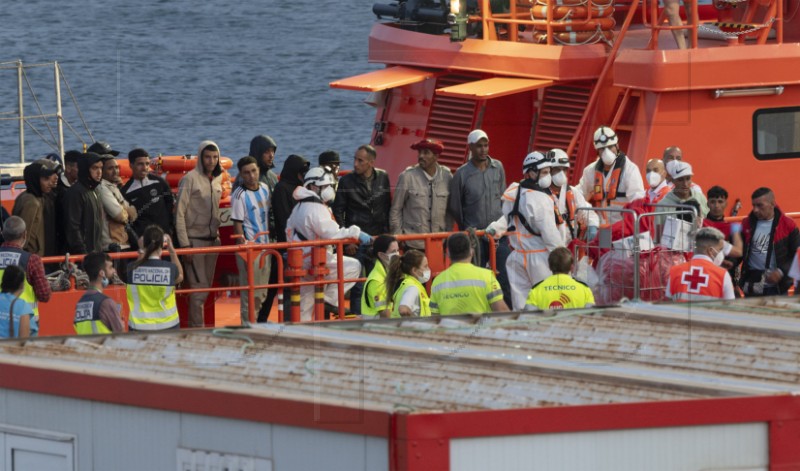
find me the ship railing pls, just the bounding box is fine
[575,205,697,304]
[40,230,496,326]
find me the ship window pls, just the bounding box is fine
[753,106,800,160]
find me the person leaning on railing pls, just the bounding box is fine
[126,225,183,331]
[361,235,398,318]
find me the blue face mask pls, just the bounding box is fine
[101,276,109,288]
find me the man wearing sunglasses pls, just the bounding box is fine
[578,126,645,225]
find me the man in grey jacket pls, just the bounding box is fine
[390,139,453,249]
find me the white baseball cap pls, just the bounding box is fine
[467,129,489,145]
[667,160,693,179]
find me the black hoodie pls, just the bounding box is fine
[12,159,59,256]
[64,152,104,254]
[273,154,310,243]
[249,135,279,192]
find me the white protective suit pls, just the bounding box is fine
[578,155,645,225]
[553,184,599,244]
[487,182,564,310]
[286,186,362,321]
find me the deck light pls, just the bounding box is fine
[713,86,784,99]
[448,0,468,42]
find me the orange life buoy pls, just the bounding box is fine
[156,155,234,173]
[533,30,614,44]
[533,16,615,31]
[531,4,614,20]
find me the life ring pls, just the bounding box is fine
[533,30,614,44]
[155,155,234,173]
[531,4,614,20]
[535,0,613,7]
[533,16,615,31]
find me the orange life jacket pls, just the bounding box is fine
[591,155,625,205]
[668,258,728,301]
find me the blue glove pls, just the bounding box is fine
[730,222,742,235]
[584,226,598,242]
[358,232,372,245]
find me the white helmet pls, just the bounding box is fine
[303,166,335,188]
[593,126,618,150]
[548,148,570,168]
[522,151,549,173]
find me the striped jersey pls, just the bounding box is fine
[231,183,270,244]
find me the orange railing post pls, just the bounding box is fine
[285,247,306,323]
[246,245,256,324]
[310,246,329,322]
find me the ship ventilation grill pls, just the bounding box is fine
[532,82,593,172]
[425,74,480,172]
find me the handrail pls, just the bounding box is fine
[645,0,700,49]
[41,230,497,326]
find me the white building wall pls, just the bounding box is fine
[450,422,768,471]
[0,388,388,471]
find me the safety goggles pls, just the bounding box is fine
[545,151,570,167]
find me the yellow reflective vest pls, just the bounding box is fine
[525,273,595,310]
[429,262,503,315]
[391,275,430,318]
[0,247,38,317]
[126,259,180,331]
[362,261,389,317]
[74,290,113,335]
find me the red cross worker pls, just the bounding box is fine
[665,227,735,301]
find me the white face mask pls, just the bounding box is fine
[320,186,336,203]
[538,174,552,189]
[381,251,399,265]
[551,171,567,187]
[417,268,431,284]
[646,171,662,188]
[600,148,617,166]
[712,247,725,266]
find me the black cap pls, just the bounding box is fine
[87,141,120,156]
[64,150,82,164]
[318,150,340,166]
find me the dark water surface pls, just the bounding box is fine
[0,0,379,170]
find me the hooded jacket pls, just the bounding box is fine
[273,154,310,243]
[175,140,224,248]
[249,135,279,192]
[65,153,105,254]
[12,159,58,256]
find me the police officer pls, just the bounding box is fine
[485,151,563,311]
[429,232,509,315]
[126,225,184,331]
[547,149,599,243]
[525,247,595,310]
[578,126,645,225]
[74,252,125,334]
[361,235,398,318]
[0,216,51,319]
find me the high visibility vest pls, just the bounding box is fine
[525,274,595,310]
[667,258,728,301]
[429,262,503,315]
[0,247,38,316]
[74,290,113,335]
[126,259,179,331]
[361,262,389,317]
[391,275,430,318]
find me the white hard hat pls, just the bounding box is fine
[522,151,549,173]
[304,166,335,187]
[548,148,570,168]
[593,126,618,150]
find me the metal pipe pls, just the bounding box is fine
[54,61,64,158]
[17,60,24,163]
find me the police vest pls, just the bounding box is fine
[525,274,595,310]
[74,290,113,335]
[667,258,728,302]
[429,262,503,315]
[361,262,389,317]
[0,247,38,316]
[391,275,430,318]
[126,259,179,330]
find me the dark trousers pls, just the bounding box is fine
[257,258,279,323]
[479,236,512,308]
[348,244,375,315]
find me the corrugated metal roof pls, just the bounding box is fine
[1,299,799,413]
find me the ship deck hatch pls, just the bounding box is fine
[435,77,553,99]
[329,65,438,92]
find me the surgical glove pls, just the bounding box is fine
[358,232,373,245]
[584,226,598,242]
[485,227,497,237]
[730,222,742,234]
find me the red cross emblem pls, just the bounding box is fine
[681,266,709,294]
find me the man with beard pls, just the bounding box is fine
[65,152,105,254]
[13,159,61,257]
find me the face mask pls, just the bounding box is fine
[646,171,662,188]
[320,186,336,203]
[600,148,617,166]
[101,276,110,288]
[417,268,431,284]
[386,251,399,261]
[538,174,552,189]
[712,248,725,266]
[551,171,567,187]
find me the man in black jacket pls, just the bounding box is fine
[65,152,105,254]
[273,154,310,243]
[332,145,391,314]
[121,148,175,240]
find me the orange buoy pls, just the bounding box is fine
[533,16,615,32]
[533,29,614,44]
[531,4,614,20]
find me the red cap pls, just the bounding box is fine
[410,138,444,155]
